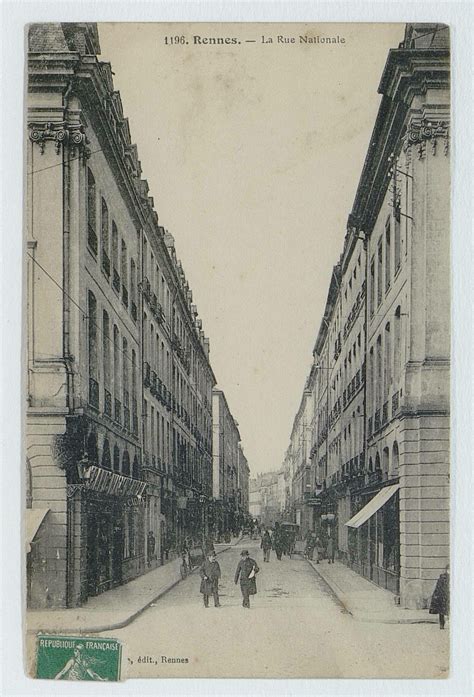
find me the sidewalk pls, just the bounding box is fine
[26,537,242,635]
[307,559,437,624]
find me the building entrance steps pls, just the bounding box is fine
[26,536,243,635]
[307,560,438,624]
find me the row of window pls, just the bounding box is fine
[369,214,403,316]
[87,168,139,322]
[368,306,403,412]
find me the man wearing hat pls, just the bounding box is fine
[199,550,222,608]
[234,549,259,608]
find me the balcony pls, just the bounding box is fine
[101,251,111,277]
[392,390,400,415]
[88,224,98,255]
[89,378,99,409]
[122,285,129,308]
[104,389,112,417]
[113,268,120,293]
[114,398,121,424]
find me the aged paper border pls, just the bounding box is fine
[2,1,473,695]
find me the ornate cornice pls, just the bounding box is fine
[28,121,90,159]
[403,118,449,158]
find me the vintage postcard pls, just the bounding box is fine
[24,22,450,680]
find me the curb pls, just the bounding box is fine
[27,538,243,636]
[305,559,438,625]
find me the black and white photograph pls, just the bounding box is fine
[22,19,454,681]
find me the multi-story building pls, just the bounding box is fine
[248,472,280,527]
[281,23,450,609]
[212,390,241,538]
[25,22,216,608]
[289,384,314,536]
[237,444,250,520]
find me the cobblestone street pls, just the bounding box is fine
[98,539,449,679]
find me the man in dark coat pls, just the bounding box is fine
[199,551,221,607]
[261,530,272,562]
[429,564,449,629]
[273,523,284,560]
[234,549,259,608]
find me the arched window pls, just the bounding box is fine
[87,168,97,254]
[392,441,399,475]
[101,198,110,276]
[102,310,110,387]
[122,450,130,476]
[102,439,111,470]
[383,446,390,478]
[375,452,381,473]
[113,444,120,472]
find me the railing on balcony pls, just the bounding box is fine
[89,377,99,409]
[392,390,400,415]
[382,401,389,425]
[113,268,120,293]
[114,398,121,424]
[104,388,112,417]
[101,250,110,277]
[88,224,98,255]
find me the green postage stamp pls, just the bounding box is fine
[36,635,122,681]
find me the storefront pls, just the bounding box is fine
[346,482,400,594]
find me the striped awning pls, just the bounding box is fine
[345,483,399,529]
[86,465,147,498]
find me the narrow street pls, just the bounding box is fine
[99,538,449,679]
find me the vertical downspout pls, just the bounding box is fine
[63,81,73,413]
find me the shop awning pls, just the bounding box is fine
[25,508,50,552]
[345,483,399,529]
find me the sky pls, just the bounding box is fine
[98,22,405,476]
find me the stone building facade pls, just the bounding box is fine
[25,23,216,608]
[281,24,450,608]
[212,390,242,538]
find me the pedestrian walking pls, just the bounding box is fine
[273,522,284,560]
[429,564,449,629]
[147,530,155,567]
[199,551,222,608]
[234,549,259,608]
[326,536,335,563]
[315,536,324,564]
[261,529,272,562]
[305,530,316,561]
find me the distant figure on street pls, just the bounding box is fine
[429,564,449,629]
[199,551,222,608]
[315,536,324,564]
[261,529,272,562]
[326,536,335,563]
[305,530,316,561]
[273,522,284,560]
[147,531,155,567]
[234,549,260,608]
